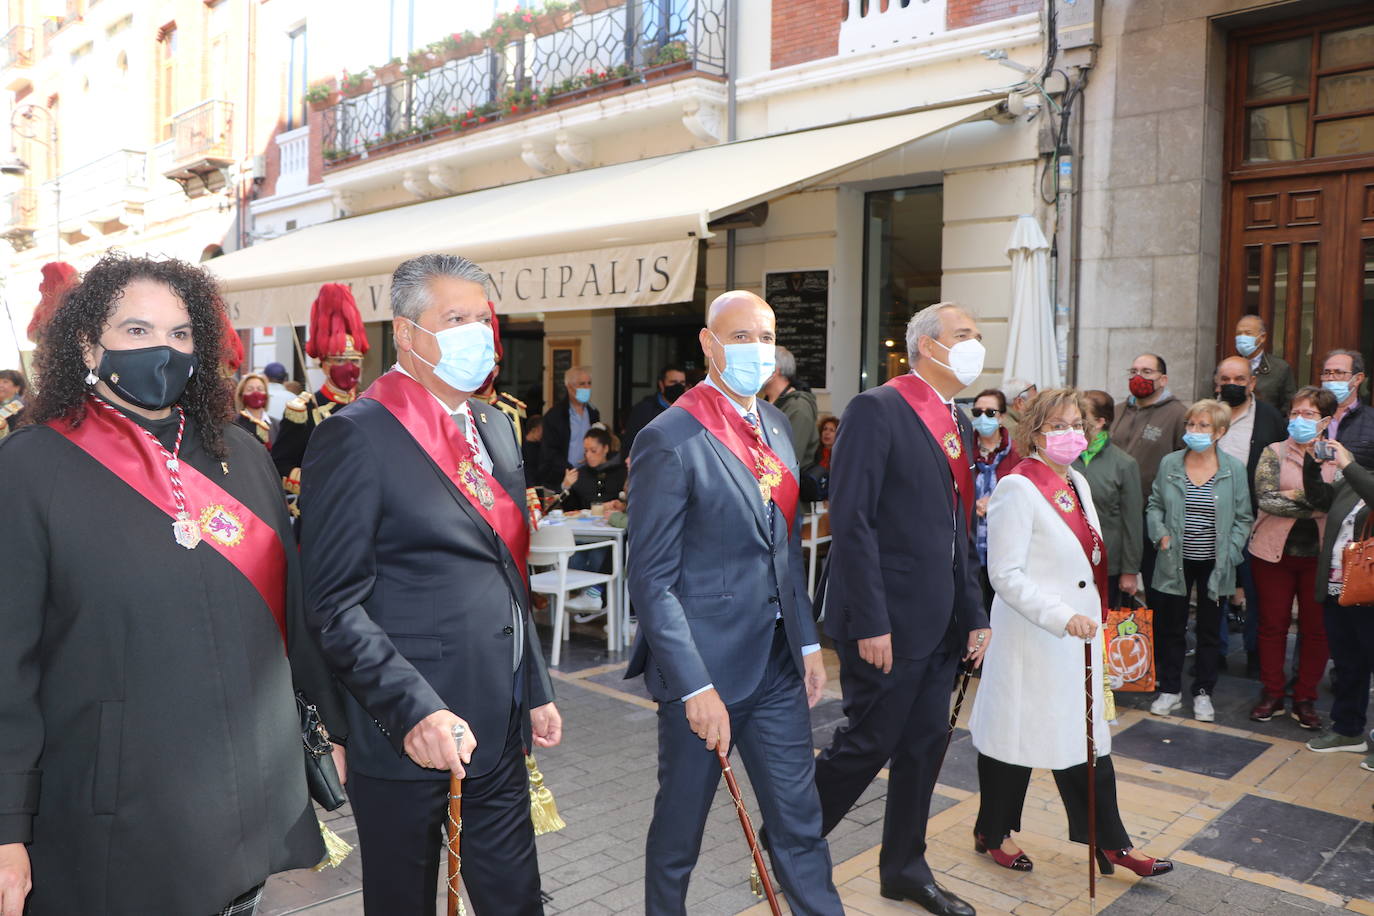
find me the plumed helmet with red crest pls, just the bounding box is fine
[305,283,370,360]
[28,261,80,343]
[218,301,244,373]
[478,300,503,392]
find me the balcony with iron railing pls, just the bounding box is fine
[164,100,234,196]
[2,25,34,71]
[53,148,148,230]
[2,187,39,250]
[319,0,725,169]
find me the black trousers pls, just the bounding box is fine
[345,705,542,916]
[1324,595,1374,738]
[1156,558,1222,696]
[814,619,960,888]
[974,753,1131,850]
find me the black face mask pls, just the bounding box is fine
[96,345,199,410]
[663,382,687,403]
[1217,383,1248,408]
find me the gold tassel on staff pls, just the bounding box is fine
[526,753,566,835]
[1102,632,1118,725]
[313,820,354,871]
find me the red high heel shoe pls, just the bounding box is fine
[1098,847,1173,877]
[974,832,1033,872]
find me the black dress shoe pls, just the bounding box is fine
[879,882,976,916]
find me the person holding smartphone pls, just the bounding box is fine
[1248,386,1340,728]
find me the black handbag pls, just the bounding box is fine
[297,692,347,811]
[800,464,830,502]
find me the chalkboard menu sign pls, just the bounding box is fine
[764,269,829,389]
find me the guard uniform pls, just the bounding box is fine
[271,284,370,500]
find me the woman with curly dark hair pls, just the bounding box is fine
[0,254,346,916]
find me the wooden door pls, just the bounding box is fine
[1223,171,1374,384]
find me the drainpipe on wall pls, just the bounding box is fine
[724,0,739,290]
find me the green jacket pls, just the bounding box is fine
[1073,441,1143,576]
[1145,449,1254,600]
[1253,352,1297,415]
[775,387,819,473]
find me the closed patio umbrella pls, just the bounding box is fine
[1003,215,1061,389]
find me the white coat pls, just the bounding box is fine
[968,456,1112,770]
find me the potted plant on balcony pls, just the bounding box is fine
[305,79,339,112]
[579,0,625,14]
[406,46,441,77]
[531,1,575,37]
[375,57,405,85]
[645,40,690,78]
[483,7,534,49]
[340,69,374,98]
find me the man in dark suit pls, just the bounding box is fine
[813,302,991,916]
[538,365,599,490]
[627,290,843,915]
[300,254,560,915]
[623,364,687,456]
[1215,355,1285,677]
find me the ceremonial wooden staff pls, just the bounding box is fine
[717,748,781,916]
[946,660,975,753]
[1085,640,1097,915]
[448,725,467,916]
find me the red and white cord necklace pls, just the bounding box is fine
[92,397,201,549]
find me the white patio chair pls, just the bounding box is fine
[528,523,617,667]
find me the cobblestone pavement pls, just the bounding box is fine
[261,630,1374,915]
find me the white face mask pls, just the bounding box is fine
[930,338,986,387]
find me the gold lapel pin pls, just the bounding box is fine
[221,462,229,475]
[479,412,487,423]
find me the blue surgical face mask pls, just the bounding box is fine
[1235,335,1259,357]
[408,319,495,393]
[710,332,776,399]
[574,386,592,405]
[1183,432,1214,453]
[1323,380,1351,403]
[1288,417,1320,444]
[971,414,1000,437]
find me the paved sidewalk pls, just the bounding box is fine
[262,631,1374,915]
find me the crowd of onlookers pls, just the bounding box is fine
[966,317,1374,775]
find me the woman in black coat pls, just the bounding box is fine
[0,255,344,916]
[559,426,627,512]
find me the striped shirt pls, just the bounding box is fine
[1183,475,1217,561]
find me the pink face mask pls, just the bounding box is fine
[1042,429,1089,465]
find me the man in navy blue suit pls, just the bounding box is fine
[626,290,843,915]
[814,302,992,916]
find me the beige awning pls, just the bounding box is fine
[208,101,994,328]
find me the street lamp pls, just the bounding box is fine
[6,103,60,255]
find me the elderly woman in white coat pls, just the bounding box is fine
[968,388,1173,880]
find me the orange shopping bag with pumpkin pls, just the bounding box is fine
[1104,604,1156,692]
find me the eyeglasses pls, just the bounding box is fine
[1320,369,1355,380]
[970,408,1002,418]
[1289,410,1323,420]
[1042,422,1087,433]
[1127,368,1161,378]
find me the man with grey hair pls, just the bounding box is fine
[814,302,989,916]
[299,253,559,914]
[763,345,821,475]
[1000,377,1037,437]
[538,364,600,491]
[1324,348,1374,468]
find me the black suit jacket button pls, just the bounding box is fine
[503,626,514,635]
[1078,581,1087,588]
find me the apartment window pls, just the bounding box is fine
[286,25,307,130]
[860,184,944,389]
[157,23,177,141]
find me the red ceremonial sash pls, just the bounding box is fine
[675,383,799,533]
[1013,457,1109,620]
[52,400,288,647]
[362,371,529,582]
[884,374,975,523]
